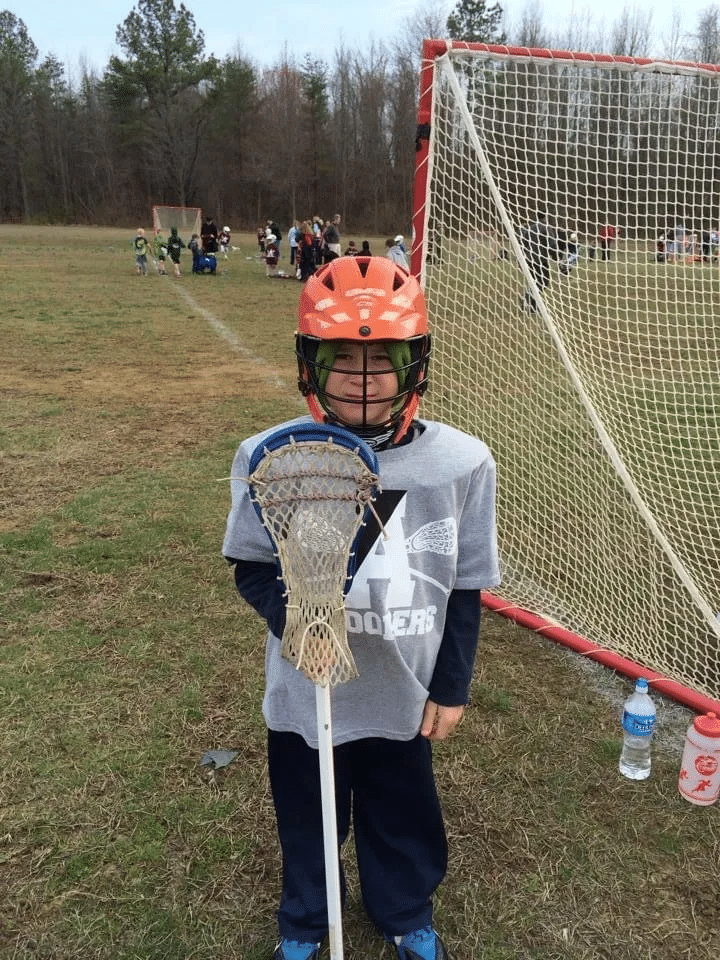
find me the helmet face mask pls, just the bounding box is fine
[297,335,430,435]
[296,257,431,443]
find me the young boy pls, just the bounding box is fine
[219,225,232,259]
[385,236,410,270]
[188,234,201,273]
[166,226,185,278]
[265,233,280,277]
[153,229,167,274]
[133,228,148,275]
[223,256,500,960]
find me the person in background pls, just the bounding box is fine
[288,222,300,267]
[153,229,167,275]
[265,233,280,277]
[189,233,202,273]
[598,223,618,261]
[324,214,342,260]
[296,221,318,282]
[201,215,219,253]
[344,240,359,256]
[166,227,185,278]
[519,212,557,313]
[133,228,149,275]
[218,226,232,260]
[268,219,282,259]
[558,230,580,275]
[385,237,410,270]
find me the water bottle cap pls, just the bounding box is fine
[635,677,649,692]
[694,712,720,738]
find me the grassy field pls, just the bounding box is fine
[1,226,718,960]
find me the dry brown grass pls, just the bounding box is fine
[0,226,717,960]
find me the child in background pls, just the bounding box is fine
[219,226,232,259]
[153,230,167,274]
[265,233,280,277]
[189,234,201,273]
[223,256,500,960]
[133,228,148,275]
[296,221,317,281]
[385,237,410,270]
[166,227,185,278]
[189,234,216,273]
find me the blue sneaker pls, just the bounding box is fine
[387,926,448,960]
[273,938,321,960]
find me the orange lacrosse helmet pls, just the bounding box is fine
[296,256,431,444]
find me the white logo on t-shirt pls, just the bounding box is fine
[346,496,456,638]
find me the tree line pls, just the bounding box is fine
[1,0,718,233]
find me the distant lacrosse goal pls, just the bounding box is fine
[152,205,202,238]
[413,41,720,711]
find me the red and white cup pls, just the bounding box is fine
[678,712,720,806]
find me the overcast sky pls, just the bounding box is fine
[9,0,713,80]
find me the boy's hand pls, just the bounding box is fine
[421,700,464,741]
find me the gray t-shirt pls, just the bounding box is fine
[222,416,501,747]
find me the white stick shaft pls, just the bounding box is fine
[316,683,344,960]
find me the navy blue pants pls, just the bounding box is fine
[267,729,448,943]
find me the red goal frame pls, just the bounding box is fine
[412,40,720,717]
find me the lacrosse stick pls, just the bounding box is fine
[247,423,380,960]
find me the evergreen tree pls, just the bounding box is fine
[104,0,219,207]
[301,55,329,215]
[446,0,506,44]
[0,11,38,218]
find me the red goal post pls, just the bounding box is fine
[413,40,720,715]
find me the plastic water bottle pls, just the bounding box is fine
[678,712,720,805]
[619,677,656,780]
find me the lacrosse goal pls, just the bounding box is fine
[413,41,720,712]
[152,205,202,238]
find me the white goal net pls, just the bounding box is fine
[151,205,202,238]
[413,42,720,707]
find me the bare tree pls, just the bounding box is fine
[685,4,720,62]
[553,7,606,54]
[509,1,551,48]
[660,9,685,61]
[609,5,654,57]
[201,49,259,225]
[31,56,73,220]
[394,0,451,71]
[71,66,119,221]
[252,55,304,224]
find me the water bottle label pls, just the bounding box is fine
[622,710,655,736]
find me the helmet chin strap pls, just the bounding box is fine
[344,424,395,450]
[305,397,417,450]
[315,410,395,450]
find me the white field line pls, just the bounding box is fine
[175,283,297,396]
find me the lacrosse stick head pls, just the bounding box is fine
[296,256,431,443]
[248,423,380,686]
